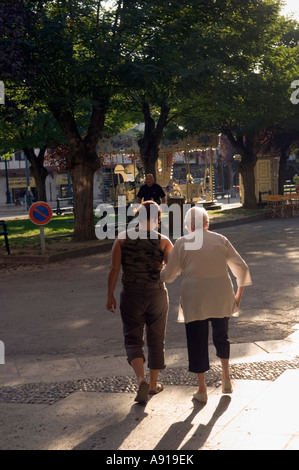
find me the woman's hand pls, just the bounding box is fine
[235,295,241,309]
[235,286,244,308]
[106,296,117,313]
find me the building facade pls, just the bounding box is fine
[0,151,104,206]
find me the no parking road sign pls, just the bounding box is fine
[29,202,53,226]
[29,202,53,255]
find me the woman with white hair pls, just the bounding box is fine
[160,207,252,403]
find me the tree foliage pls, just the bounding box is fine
[168,3,299,208]
[1,0,299,226]
[1,0,126,239]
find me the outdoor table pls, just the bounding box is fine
[267,194,299,218]
[289,195,299,216]
[267,195,284,218]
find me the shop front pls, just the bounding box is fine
[7,176,37,205]
[55,173,73,198]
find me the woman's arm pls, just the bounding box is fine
[160,241,182,283]
[235,286,245,308]
[226,239,252,287]
[225,238,251,308]
[160,236,174,263]
[106,238,122,312]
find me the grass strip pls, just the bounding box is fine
[0,207,263,252]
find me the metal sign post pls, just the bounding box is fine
[29,202,53,255]
[39,226,46,255]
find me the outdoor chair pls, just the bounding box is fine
[266,195,285,218]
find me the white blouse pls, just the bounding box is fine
[160,229,252,323]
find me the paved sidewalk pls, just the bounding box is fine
[0,217,298,451]
[0,335,298,450]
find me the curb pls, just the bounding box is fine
[209,211,267,230]
[0,241,114,265]
[0,212,267,265]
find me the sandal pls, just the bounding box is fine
[134,381,150,403]
[149,383,164,395]
[222,379,233,394]
[193,392,208,403]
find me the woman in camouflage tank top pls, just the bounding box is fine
[106,201,173,403]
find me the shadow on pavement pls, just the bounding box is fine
[154,395,231,451]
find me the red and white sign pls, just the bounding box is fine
[29,202,53,226]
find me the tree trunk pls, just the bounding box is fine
[68,144,102,241]
[278,149,288,195]
[277,132,296,195]
[23,147,48,201]
[66,141,101,241]
[139,142,159,178]
[70,160,97,242]
[31,165,48,202]
[239,161,257,209]
[222,128,258,209]
[49,101,107,241]
[138,101,170,180]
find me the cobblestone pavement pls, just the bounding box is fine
[1,358,298,405]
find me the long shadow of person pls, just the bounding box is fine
[73,402,148,450]
[153,401,206,451]
[154,396,231,451]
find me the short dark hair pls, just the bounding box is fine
[136,200,162,223]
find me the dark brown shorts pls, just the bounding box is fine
[120,283,169,370]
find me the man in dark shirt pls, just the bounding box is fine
[136,174,166,205]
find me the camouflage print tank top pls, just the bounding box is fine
[121,230,164,285]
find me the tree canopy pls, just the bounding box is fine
[1,0,299,232]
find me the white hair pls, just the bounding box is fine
[184,206,209,232]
